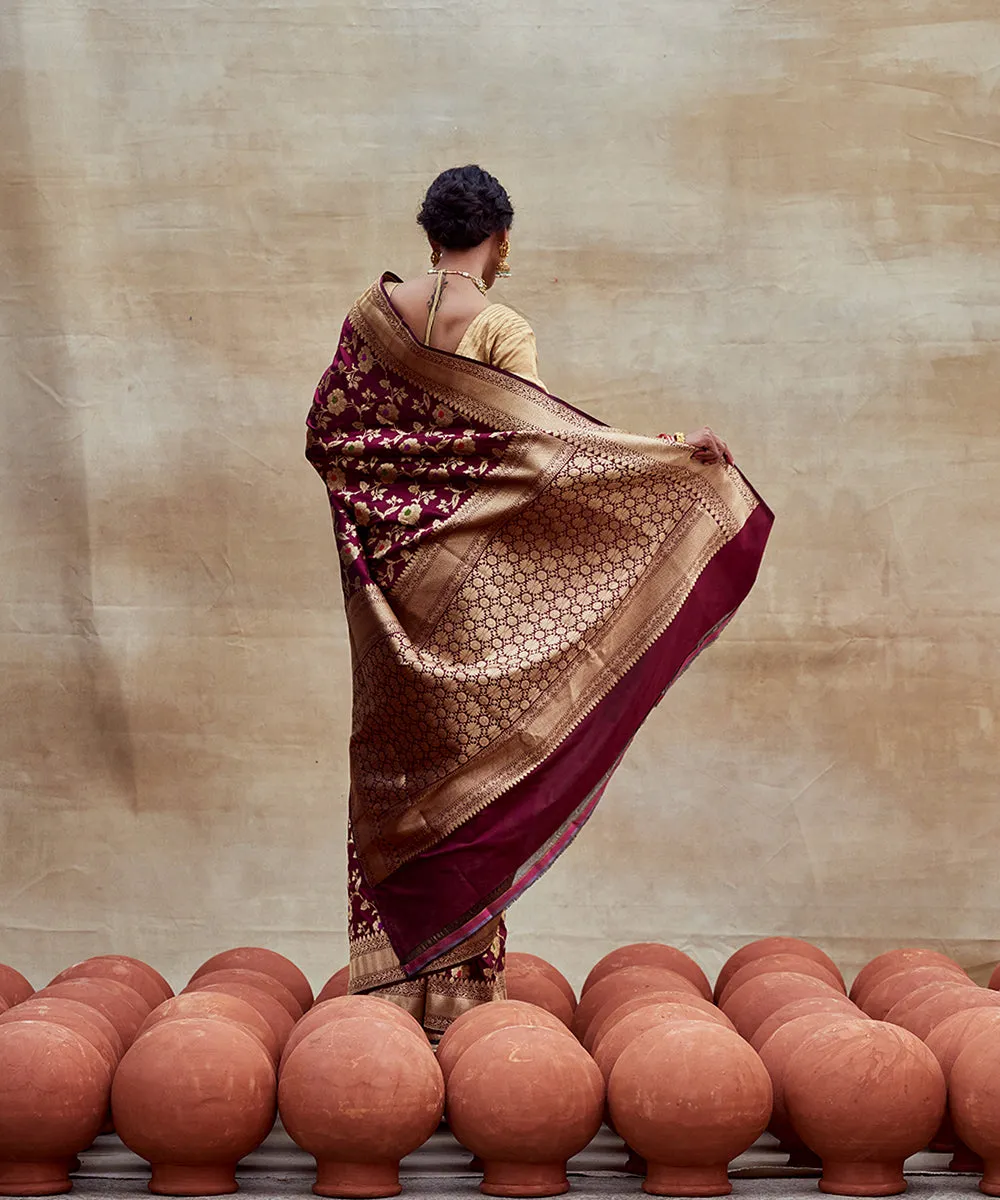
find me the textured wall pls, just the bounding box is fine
[2,0,998,993]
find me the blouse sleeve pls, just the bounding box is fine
[483,307,546,391]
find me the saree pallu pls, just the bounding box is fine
[307,273,774,1000]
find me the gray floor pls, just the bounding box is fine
[72,1125,984,1200]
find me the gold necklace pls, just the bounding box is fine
[426,268,488,296]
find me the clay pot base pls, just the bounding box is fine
[624,1149,647,1176]
[480,1161,569,1197]
[950,1142,984,1173]
[785,1147,823,1170]
[0,1162,72,1197]
[314,1161,401,1199]
[643,1163,732,1197]
[149,1163,238,1196]
[981,1167,1000,1197]
[818,1161,906,1197]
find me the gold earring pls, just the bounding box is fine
[496,239,511,278]
[430,248,441,267]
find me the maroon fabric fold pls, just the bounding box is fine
[371,497,773,971]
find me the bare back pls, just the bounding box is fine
[387,275,488,353]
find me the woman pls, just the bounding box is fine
[307,165,772,1040]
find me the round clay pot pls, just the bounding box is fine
[948,1027,1000,1191]
[137,992,281,1065]
[505,954,577,1012]
[860,966,974,1021]
[782,1019,946,1195]
[723,973,842,1041]
[448,1025,603,1197]
[590,993,735,1056]
[280,1016,443,1198]
[718,954,844,1008]
[504,966,573,1027]
[924,1008,1000,1174]
[316,966,351,1004]
[583,944,712,1002]
[608,1020,772,1196]
[881,981,972,1031]
[0,964,34,1008]
[887,985,1000,1041]
[594,1004,729,1086]
[0,1020,112,1196]
[184,968,302,1020]
[758,1014,871,1154]
[190,947,313,1013]
[850,950,965,1006]
[34,977,150,1048]
[715,939,844,1003]
[750,996,862,1053]
[192,981,294,1050]
[571,966,700,1042]
[112,1017,276,1195]
[49,955,170,1011]
[438,1000,573,1086]
[280,995,426,1074]
[0,999,122,1073]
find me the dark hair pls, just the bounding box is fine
[417,165,514,250]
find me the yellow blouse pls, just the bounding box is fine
[387,281,545,391]
[455,304,546,391]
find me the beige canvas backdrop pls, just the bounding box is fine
[2,0,998,996]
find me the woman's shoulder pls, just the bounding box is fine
[476,303,535,339]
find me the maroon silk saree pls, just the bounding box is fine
[307,274,773,990]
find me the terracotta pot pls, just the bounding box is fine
[887,985,1000,1041]
[505,954,576,1012]
[184,968,303,1020]
[750,996,862,1053]
[438,1000,573,1086]
[316,966,351,1004]
[190,947,313,1013]
[448,1025,603,1197]
[947,1027,1000,1191]
[49,956,170,1011]
[34,978,150,1048]
[849,950,965,1006]
[0,965,34,1009]
[0,999,121,1073]
[113,1017,276,1195]
[722,973,842,1041]
[192,981,294,1050]
[504,966,573,1027]
[718,954,844,1008]
[715,939,844,1003]
[571,966,700,1042]
[280,995,426,1074]
[280,1016,443,1198]
[925,1008,1000,1078]
[594,1004,729,1086]
[137,992,281,1065]
[583,944,712,1002]
[860,966,974,1021]
[0,1021,112,1196]
[758,1014,871,1151]
[924,1008,1000,1175]
[608,1020,772,1196]
[590,993,735,1056]
[782,1019,945,1196]
[881,981,973,1031]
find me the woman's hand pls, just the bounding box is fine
[658,427,733,465]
